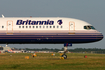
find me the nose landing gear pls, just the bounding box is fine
[61,43,72,59]
[61,46,68,59]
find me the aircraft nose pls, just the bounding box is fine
[97,33,104,41]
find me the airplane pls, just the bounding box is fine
[0,15,103,59]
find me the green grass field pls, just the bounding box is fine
[0,53,105,70]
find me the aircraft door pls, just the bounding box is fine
[69,21,75,34]
[7,20,13,34]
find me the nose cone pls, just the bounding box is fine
[97,33,104,41]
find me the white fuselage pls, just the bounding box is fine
[0,17,103,44]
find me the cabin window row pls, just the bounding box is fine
[19,26,63,29]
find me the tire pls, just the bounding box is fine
[62,54,67,59]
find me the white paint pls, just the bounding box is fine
[0,17,99,34]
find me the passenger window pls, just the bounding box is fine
[46,26,48,28]
[22,26,24,28]
[19,26,21,28]
[36,26,38,28]
[50,26,52,28]
[33,26,35,28]
[2,26,4,28]
[43,26,45,28]
[61,26,63,28]
[29,26,31,28]
[57,26,59,28]
[26,26,28,28]
[39,26,41,28]
[53,26,55,28]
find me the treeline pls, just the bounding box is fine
[68,48,105,52]
[17,48,105,53]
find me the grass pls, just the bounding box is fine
[0,53,105,70]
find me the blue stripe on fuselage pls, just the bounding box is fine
[0,34,103,44]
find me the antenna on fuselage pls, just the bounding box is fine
[2,14,5,18]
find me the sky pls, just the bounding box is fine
[0,0,104,49]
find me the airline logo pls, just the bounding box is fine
[16,19,63,25]
[57,20,63,25]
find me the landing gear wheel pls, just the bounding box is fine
[62,54,67,59]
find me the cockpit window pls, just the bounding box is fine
[84,26,95,30]
[90,26,95,29]
[84,26,87,29]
